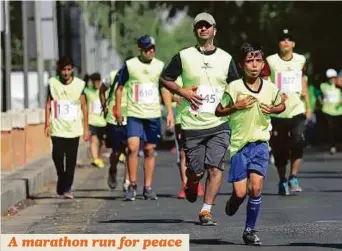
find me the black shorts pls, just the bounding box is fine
[182,122,230,174]
[270,114,306,166]
[175,124,184,150]
[89,125,106,141]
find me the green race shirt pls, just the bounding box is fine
[125,57,164,119]
[179,47,234,130]
[84,87,107,127]
[266,53,306,119]
[320,82,342,116]
[104,70,129,125]
[49,77,85,138]
[221,78,282,158]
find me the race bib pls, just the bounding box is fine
[276,71,302,93]
[189,85,224,114]
[324,89,340,103]
[91,100,103,114]
[133,82,159,104]
[52,100,79,121]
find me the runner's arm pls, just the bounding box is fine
[227,60,240,83]
[160,53,183,96]
[44,86,52,130]
[215,103,237,117]
[270,102,286,114]
[80,93,89,133]
[301,65,311,118]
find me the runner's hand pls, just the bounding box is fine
[180,86,203,108]
[280,93,288,103]
[260,103,273,114]
[234,96,256,110]
[115,108,124,125]
[83,130,89,141]
[176,96,182,106]
[44,125,50,138]
[166,112,174,128]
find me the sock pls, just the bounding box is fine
[201,203,212,213]
[245,194,261,231]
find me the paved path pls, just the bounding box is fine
[2,149,342,250]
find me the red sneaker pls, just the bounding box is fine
[178,184,186,199]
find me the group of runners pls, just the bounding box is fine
[44,12,342,246]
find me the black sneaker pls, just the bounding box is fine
[242,229,262,246]
[107,166,117,190]
[125,184,137,201]
[184,169,199,203]
[198,210,217,226]
[143,187,158,200]
[225,194,244,216]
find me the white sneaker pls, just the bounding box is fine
[330,147,337,155]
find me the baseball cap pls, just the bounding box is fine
[193,12,216,27]
[137,35,156,49]
[278,28,294,41]
[326,68,338,78]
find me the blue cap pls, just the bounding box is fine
[137,35,156,49]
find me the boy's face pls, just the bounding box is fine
[243,52,265,78]
[59,64,73,81]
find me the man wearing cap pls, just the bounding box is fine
[319,68,342,154]
[262,29,311,196]
[115,35,174,201]
[160,12,239,225]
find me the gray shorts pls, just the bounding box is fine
[182,122,230,174]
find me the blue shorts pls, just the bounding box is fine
[106,123,127,151]
[228,141,269,183]
[127,117,161,145]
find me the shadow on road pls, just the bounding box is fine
[98,219,198,224]
[299,171,342,175]
[30,196,125,200]
[189,239,342,249]
[190,239,235,245]
[297,175,342,179]
[276,242,342,249]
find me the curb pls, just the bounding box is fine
[1,142,88,215]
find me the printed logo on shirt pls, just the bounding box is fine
[201,62,212,69]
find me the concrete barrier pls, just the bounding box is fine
[1,113,14,171]
[1,108,51,174]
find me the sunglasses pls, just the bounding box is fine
[194,21,213,30]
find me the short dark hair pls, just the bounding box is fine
[57,56,74,69]
[239,42,265,63]
[89,72,101,82]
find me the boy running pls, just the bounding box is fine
[215,43,286,245]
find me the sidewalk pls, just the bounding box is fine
[1,142,89,215]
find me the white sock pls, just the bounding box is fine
[201,203,212,212]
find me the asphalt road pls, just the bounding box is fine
[2,148,342,251]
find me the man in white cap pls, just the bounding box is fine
[319,68,342,154]
[160,12,239,226]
